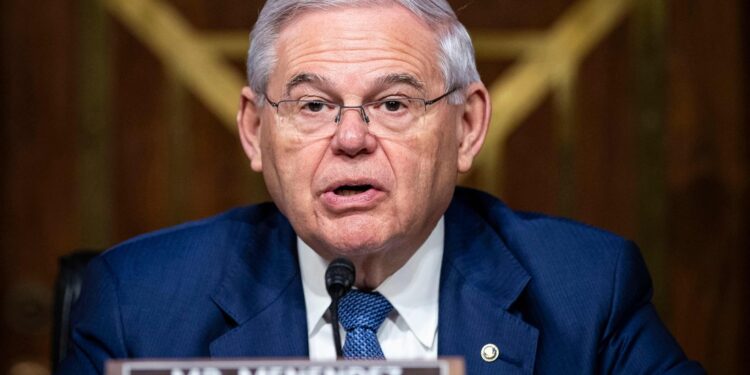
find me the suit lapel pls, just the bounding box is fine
[439,194,539,374]
[209,210,309,358]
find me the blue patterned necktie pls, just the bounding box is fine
[338,290,393,359]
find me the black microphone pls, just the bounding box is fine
[325,257,355,359]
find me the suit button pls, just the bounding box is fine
[481,343,500,362]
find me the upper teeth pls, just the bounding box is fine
[335,185,371,195]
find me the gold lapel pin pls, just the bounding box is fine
[481,343,500,362]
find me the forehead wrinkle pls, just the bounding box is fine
[278,22,437,67]
[283,39,434,64]
[283,73,332,97]
[374,73,426,95]
[283,49,437,88]
[274,7,443,96]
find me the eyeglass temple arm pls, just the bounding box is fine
[425,87,458,106]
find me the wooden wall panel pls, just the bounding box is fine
[186,95,270,220]
[0,0,78,372]
[742,1,750,368]
[173,0,271,220]
[171,0,263,29]
[664,0,748,372]
[107,2,269,243]
[572,22,637,239]
[450,0,575,29]
[502,96,561,215]
[111,22,173,241]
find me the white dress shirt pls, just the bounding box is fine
[298,217,444,360]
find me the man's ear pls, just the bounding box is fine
[237,86,264,172]
[456,82,491,173]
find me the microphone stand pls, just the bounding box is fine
[325,258,355,359]
[330,297,344,358]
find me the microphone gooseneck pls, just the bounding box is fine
[325,257,355,359]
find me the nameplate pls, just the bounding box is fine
[106,359,464,375]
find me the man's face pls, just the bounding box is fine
[240,5,486,261]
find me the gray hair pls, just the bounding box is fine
[246,0,480,104]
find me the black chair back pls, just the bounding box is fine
[51,250,100,371]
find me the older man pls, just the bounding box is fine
[58,0,704,374]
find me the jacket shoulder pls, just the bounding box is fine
[453,187,634,265]
[451,187,647,314]
[96,202,287,290]
[69,203,292,359]
[450,188,689,373]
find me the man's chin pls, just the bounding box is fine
[326,239,388,257]
[308,232,393,260]
[300,213,403,258]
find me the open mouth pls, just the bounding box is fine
[321,180,384,209]
[333,184,373,196]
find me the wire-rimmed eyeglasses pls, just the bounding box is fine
[264,88,457,137]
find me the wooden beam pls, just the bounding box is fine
[471,31,542,60]
[104,0,245,130]
[471,0,633,191]
[632,0,667,314]
[78,0,114,247]
[201,31,249,59]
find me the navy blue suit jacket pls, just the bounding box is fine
[58,188,704,374]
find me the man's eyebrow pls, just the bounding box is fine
[375,73,426,94]
[284,73,331,97]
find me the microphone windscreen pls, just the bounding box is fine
[325,258,355,298]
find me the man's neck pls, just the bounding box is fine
[304,218,443,290]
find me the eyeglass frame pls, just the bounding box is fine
[263,87,458,127]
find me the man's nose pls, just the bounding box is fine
[330,107,377,157]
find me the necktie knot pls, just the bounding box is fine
[339,290,392,330]
[337,290,393,359]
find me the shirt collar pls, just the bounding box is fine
[298,217,444,349]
